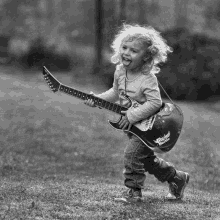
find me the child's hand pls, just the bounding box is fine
[119,111,132,130]
[84,99,96,107]
[84,92,96,108]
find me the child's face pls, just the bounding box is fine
[120,39,148,73]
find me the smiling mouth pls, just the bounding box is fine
[122,57,131,66]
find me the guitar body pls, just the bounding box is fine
[108,96,183,153]
[42,66,184,154]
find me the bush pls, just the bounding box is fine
[8,37,86,71]
[159,27,220,100]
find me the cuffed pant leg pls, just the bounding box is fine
[123,136,153,189]
[144,156,176,183]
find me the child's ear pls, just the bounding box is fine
[150,46,158,56]
[143,54,153,63]
[143,56,151,62]
[144,47,158,60]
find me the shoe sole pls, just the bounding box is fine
[178,173,190,199]
[114,197,129,203]
[114,197,143,203]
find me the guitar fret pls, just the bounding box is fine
[115,105,120,114]
[86,94,92,100]
[112,104,117,111]
[93,97,97,105]
[94,97,99,105]
[69,88,74,95]
[102,100,107,108]
[92,97,96,105]
[111,103,115,111]
[109,103,113,111]
[107,103,111,110]
[105,102,110,109]
[115,104,119,112]
[62,85,68,93]
[81,93,86,100]
[60,85,64,91]
[98,99,102,107]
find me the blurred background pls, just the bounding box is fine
[1,0,220,100]
[0,0,220,192]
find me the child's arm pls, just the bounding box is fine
[84,88,119,108]
[84,69,120,107]
[126,76,162,124]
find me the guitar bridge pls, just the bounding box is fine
[145,115,156,130]
[136,115,156,131]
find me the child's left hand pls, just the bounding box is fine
[119,111,132,130]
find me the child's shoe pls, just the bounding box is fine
[125,188,134,198]
[132,188,142,202]
[114,188,142,203]
[167,170,190,200]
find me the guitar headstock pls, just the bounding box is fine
[42,66,61,93]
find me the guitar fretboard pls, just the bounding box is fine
[59,84,127,115]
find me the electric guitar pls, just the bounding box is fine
[42,66,184,153]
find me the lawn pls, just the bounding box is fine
[0,66,220,219]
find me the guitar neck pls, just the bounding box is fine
[59,84,127,115]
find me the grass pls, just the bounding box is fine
[0,66,220,219]
[0,174,220,219]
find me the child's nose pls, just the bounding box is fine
[123,49,130,55]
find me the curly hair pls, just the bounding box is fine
[111,24,173,74]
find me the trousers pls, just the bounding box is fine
[123,134,176,190]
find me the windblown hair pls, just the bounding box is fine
[111,24,173,74]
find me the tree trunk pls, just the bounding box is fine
[118,0,126,26]
[92,0,103,75]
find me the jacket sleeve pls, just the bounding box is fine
[126,76,162,124]
[96,69,119,103]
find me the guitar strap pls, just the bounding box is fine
[124,70,180,111]
[157,79,176,106]
[124,70,174,103]
[123,71,129,101]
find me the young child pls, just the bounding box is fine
[84,24,189,202]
